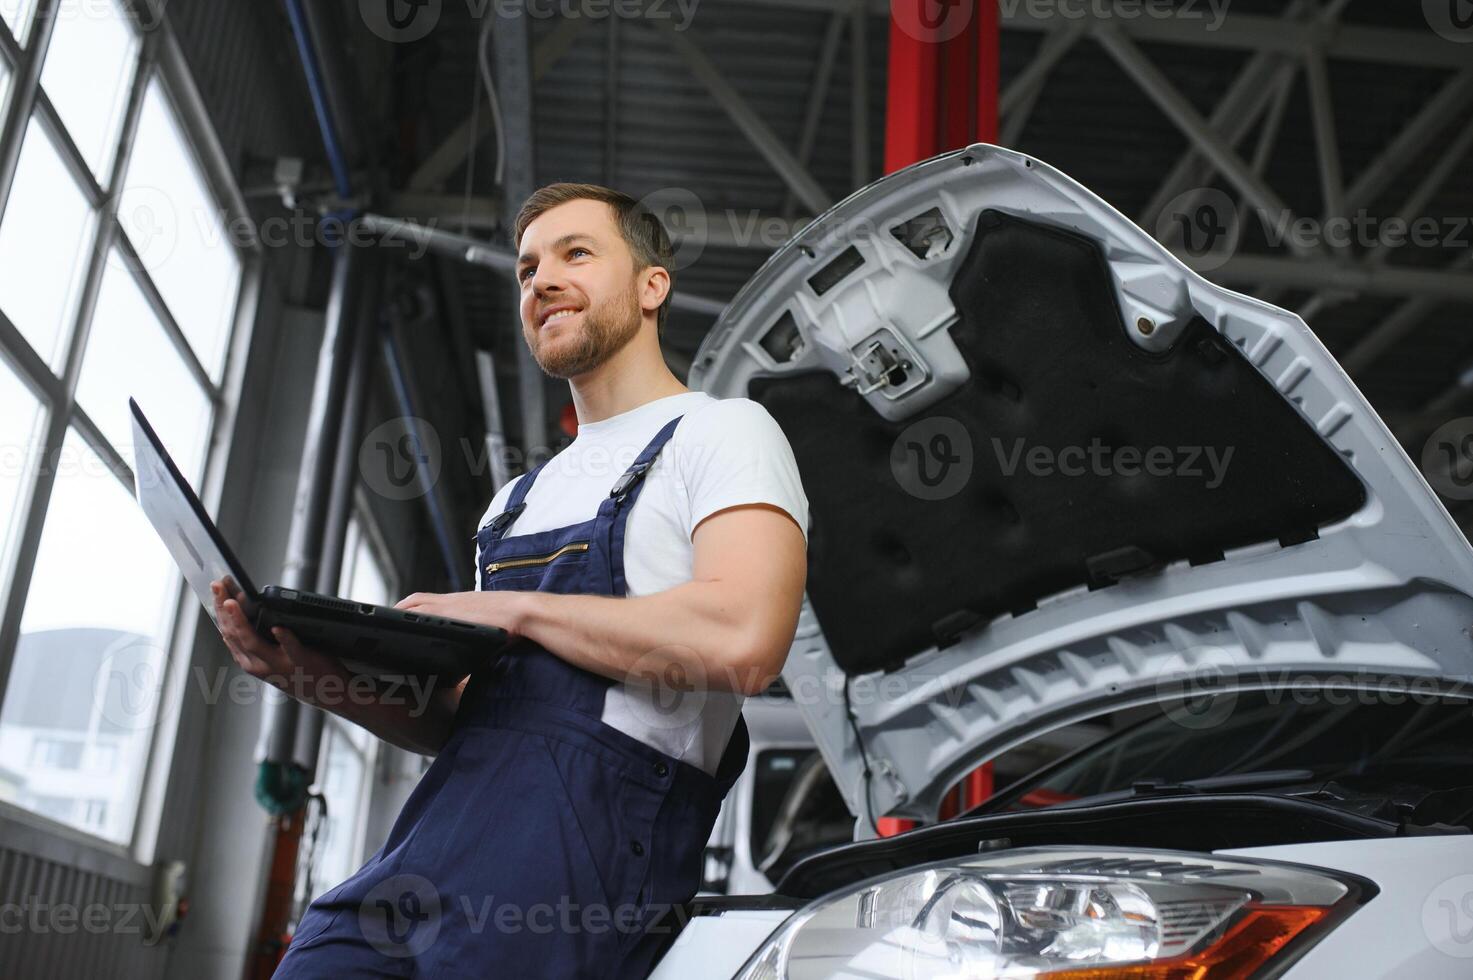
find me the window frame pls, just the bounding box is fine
[0,0,262,862]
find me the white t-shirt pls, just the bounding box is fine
[474,391,809,775]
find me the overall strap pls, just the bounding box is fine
[485,459,550,541]
[608,415,684,504]
[598,415,684,595]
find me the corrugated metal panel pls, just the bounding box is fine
[162,0,321,180]
[0,842,166,978]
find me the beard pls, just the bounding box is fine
[525,281,643,379]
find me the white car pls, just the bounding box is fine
[649,144,1473,978]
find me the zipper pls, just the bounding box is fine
[484,541,589,574]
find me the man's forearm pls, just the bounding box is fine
[506,580,796,697]
[295,659,464,756]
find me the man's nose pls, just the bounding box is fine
[531,263,567,295]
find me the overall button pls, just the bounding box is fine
[653,761,669,778]
[630,840,645,857]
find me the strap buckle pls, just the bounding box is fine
[488,502,525,535]
[609,460,654,502]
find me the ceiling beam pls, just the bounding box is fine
[734,0,1470,68]
[782,9,846,218]
[1192,252,1473,303]
[650,17,834,214]
[1096,25,1317,259]
[406,17,588,193]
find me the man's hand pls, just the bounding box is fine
[392,590,527,638]
[210,577,342,704]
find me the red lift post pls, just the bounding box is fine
[877,0,999,837]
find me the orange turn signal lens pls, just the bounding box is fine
[1041,904,1329,980]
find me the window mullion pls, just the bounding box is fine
[57,28,154,403]
[110,218,219,402]
[0,17,151,724]
[0,0,56,226]
[32,84,105,208]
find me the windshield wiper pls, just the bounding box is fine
[1031,769,1323,811]
[1131,769,1321,795]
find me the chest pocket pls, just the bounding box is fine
[481,540,592,593]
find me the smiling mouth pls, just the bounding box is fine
[540,308,581,328]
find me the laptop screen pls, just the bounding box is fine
[129,397,261,628]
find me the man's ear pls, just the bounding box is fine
[639,264,671,317]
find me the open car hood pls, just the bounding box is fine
[689,144,1473,827]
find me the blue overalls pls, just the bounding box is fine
[274,416,750,978]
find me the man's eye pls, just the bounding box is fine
[570,248,590,258]
[518,267,534,282]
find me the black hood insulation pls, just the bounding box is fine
[751,211,1367,675]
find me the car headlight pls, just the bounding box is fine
[736,847,1366,979]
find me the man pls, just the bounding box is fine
[212,182,809,977]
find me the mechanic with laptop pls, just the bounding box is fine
[212,183,810,978]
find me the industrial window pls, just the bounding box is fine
[0,2,252,849]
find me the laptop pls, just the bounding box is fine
[129,397,508,681]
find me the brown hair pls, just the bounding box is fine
[514,182,675,337]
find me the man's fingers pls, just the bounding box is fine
[222,599,285,670]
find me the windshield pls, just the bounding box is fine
[982,689,1473,817]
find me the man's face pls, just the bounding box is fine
[516,199,646,380]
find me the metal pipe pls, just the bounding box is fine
[381,309,465,590]
[282,0,354,201]
[257,244,363,768]
[358,212,731,316]
[290,251,382,775]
